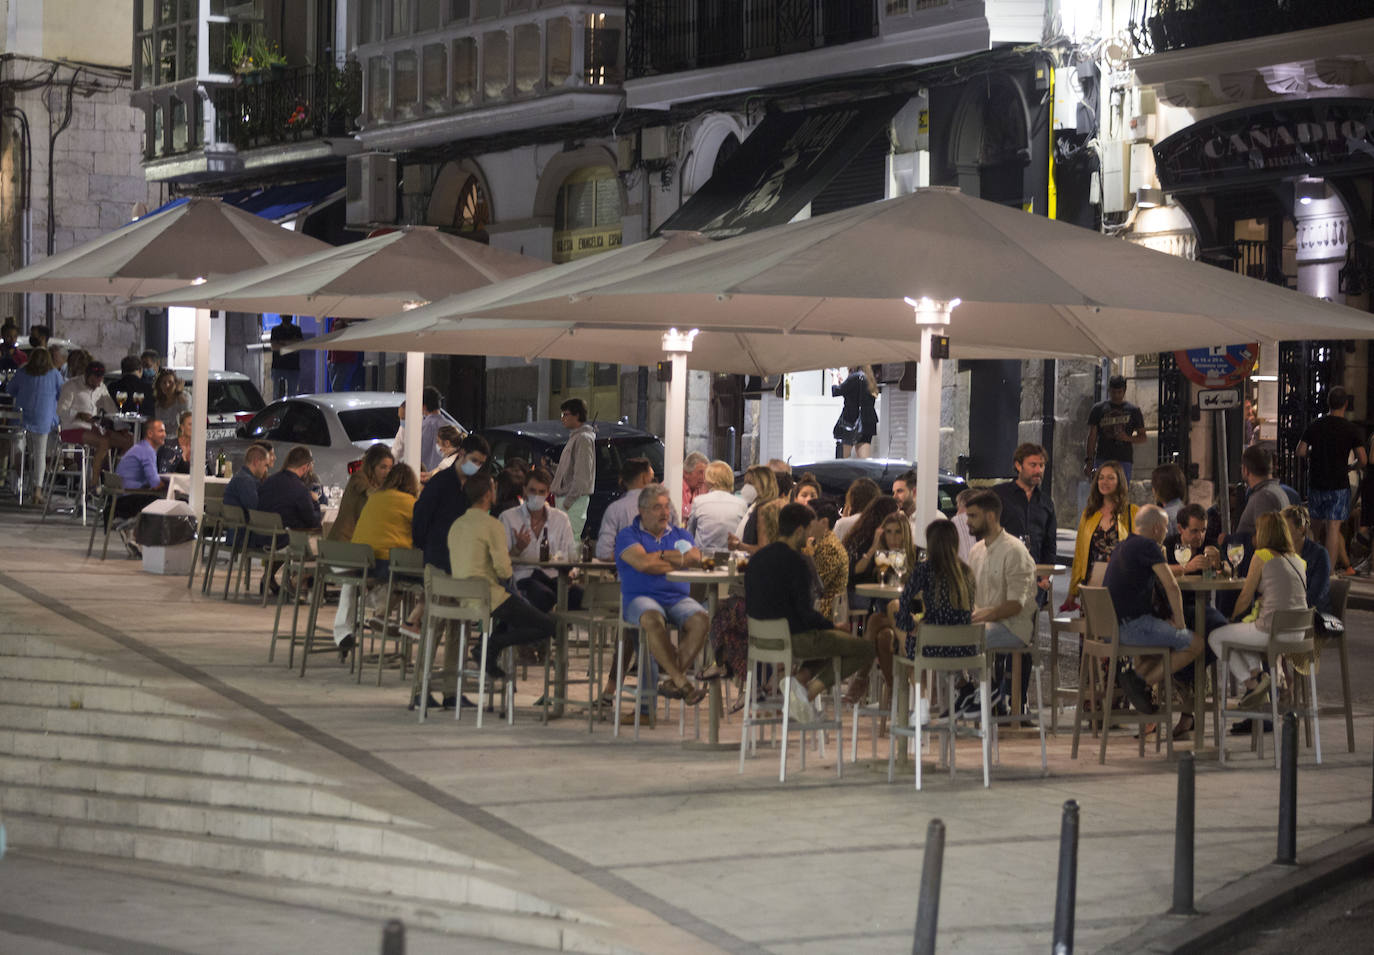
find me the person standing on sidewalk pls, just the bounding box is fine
[550,398,595,539]
[269,315,305,398]
[1295,386,1366,571]
[1085,375,1146,480]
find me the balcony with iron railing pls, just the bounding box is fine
[211,61,362,152]
[1133,0,1374,55]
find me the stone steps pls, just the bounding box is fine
[0,654,149,686]
[0,727,320,780]
[0,701,270,748]
[0,677,203,715]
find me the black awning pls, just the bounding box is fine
[658,96,905,238]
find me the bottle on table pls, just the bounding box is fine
[538,526,550,563]
[215,448,227,478]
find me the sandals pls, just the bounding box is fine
[660,679,707,705]
[699,663,727,681]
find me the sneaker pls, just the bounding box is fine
[407,693,441,711]
[1118,669,1158,715]
[1237,673,1271,711]
[336,633,355,663]
[782,676,817,724]
[441,694,476,710]
[952,682,980,717]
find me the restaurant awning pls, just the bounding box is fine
[657,95,906,239]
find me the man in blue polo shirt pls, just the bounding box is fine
[113,419,168,518]
[615,483,709,705]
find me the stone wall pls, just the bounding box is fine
[0,61,162,362]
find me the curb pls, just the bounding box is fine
[1111,825,1374,954]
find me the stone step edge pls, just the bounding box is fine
[0,680,205,717]
[0,739,334,786]
[0,702,279,750]
[0,725,283,755]
[4,845,636,955]
[0,780,456,846]
[3,812,593,925]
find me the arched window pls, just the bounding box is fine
[453,175,490,234]
[551,166,622,264]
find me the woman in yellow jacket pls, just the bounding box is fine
[1067,461,1138,604]
[351,463,420,577]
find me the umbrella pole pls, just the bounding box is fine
[190,308,210,515]
[662,330,698,519]
[908,299,958,548]
[404,352,424,476]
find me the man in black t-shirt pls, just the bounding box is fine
[1085,375,1146,479]
[269,315,305,398]
[1100,505,1203,714]
[1297,386,1366,570]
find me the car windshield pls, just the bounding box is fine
[205,380,264,414]
[338,407,401,442]
[612,436,664,479]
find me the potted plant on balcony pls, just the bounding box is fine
[285,100,309,142]
[228,33,257,79]
[252,36,288,78]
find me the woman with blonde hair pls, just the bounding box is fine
[687,459,749,552]
[1208,511,1309,710]
[150,368,190,436]
[1282,504,1332,615]
[1066,461,1137,607]
[832,364,880,458]
[727,464,779,554]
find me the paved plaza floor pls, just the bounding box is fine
[2,506,1373,953]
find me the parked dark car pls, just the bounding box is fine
[790,458,967,517]
[479,420,666,540]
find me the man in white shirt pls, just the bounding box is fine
[57,360,131,485]
[499,466,576,613]
[965,489,1037,650]
[596,457,662,560]
[950,488,976,561]
[550,398,596,538]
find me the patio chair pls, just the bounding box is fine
[301,540,374,678]
[232,509,285,605]
[417,567,513,727]
[269,529,317,667]
[547,578,621,732]
[737,616,843,783]
[1320,577,1354,753]
[888,624,992,789]
[1072,586,1173,765]
[372,547,425,686]
[40,439,89,525]
[87,472,160,560]
[186,499,223,590]
[1214,608,1321,768]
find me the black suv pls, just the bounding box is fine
[479,420,665,539]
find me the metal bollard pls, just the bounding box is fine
[1276,712,1298,865]
[1052,800,1079,955]
[1170,751,1197,915]
[912,819,945,955]
[380,918,405,955]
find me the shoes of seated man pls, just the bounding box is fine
[469,651,506,680]
[782,676,817,724]
[441,694,476,710]
[336,633,355,662]
[1118,669,1158,715]
[408,692,442,712]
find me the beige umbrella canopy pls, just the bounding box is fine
[132,226,549,318]
[0,197,330,298]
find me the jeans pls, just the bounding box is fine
[1118,614,1193,650]
[487,592,555,657]
[791,628,876,689]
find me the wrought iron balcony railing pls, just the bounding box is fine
[210,61,362,152]
[1133,0,1373,56]
[626,0,878,80]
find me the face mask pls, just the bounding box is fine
[143,367,156,380]
[459,459,479,476]
[524,496,544,513]
[740,484,758,505]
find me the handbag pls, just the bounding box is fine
[1315,610,1344,636]
[833,414,862,443]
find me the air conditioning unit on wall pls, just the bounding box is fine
[346,152,397,227]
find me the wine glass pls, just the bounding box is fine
[874,551,890,585]
[1227,543,1245,568]
[890,550,907,582]
[115,390,127,412]
[1174,544,1192,567]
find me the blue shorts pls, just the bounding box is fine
[1119,615,1193,651]
[624,595,708,628]
[1308,486,1350,522]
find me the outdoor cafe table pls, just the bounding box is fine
[109,412,145,443]
[165,474,229,500]
[514,557,615,718]
[667,566,740,748]
[1177,574,1245,749]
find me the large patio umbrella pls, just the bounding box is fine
[0,197,330,513]
[131,226,551,473]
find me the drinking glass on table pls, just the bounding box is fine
[1174,544,1192,567]
[1226,543,1245,569]
[115,391,127,412]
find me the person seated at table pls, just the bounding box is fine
[841,494,901,589]
[500,466,577,614]
[615,483,711,704]
[595,456,657,560]
[1102,504,1205,715]
[843,508,920,704]
[790,473,822,506]
[223,444,270,546]
[833,477,880,542]
[251,440,277,472]
[57,359,131,485]
[328,444,394,547]
[1065,460,1137,611]
[0,320,26,369]
[335,463,420,657]
[449,474,556,679]
[411,433,489,573]
[894,518,976,656]
[432,425,464,473]
[109,355,151,413]
[157,410,194,475]
[808,500,849,623]
[1206,511,1309,712]
[746,502,876,721]
[259,445,323,535]
[726,465,779,556]
[1282,505,1331,615]
[150,369,190,436]
[112,417,169,514]
[493,465,525,517]
[963,490,1037,713]
[1162,502,1225,738]
[686,459,748,554]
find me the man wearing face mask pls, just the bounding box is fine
[411,432,490,573]
[499,466,577,613]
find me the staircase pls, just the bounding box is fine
[0,632,622,953]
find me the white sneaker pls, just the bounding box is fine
[783,677,817,724]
